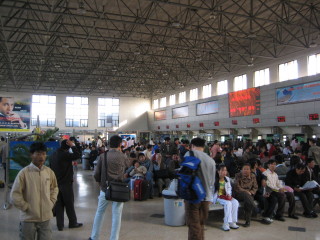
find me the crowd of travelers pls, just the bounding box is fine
[7,134,320,240]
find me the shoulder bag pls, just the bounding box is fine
[104,152,130,202]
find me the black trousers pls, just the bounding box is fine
[235,191,256,222]
[55,183,78,228]
[263,191,295,218]
[295,191,314,214]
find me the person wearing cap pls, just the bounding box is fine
[49,139,82,231]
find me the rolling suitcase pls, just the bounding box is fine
[134,179,149,201]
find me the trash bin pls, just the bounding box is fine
[82,157,90,170]
[162,189,185,226]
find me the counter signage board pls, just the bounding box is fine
[229,88,260,117]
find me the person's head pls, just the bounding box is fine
[217,164,227,178]
[242,163,251,176]
[155,153,162,161]
[267,159,277,171]
[60,139,70,150]
[275,155,284,165]
[172,153,179,161]
[164,137,171,143]
[306,158,315,168]
[147,144,152,150]
[190,138,206,149]
[249,159,257,170]
[309,139,316,146]
[132,160,140,168]
[129,152,137,159]
[290,155,301,168]
[295,163,306,175]
[213,140,218,145]
[0,136,4,141]
[138,153,146,162]
[0,97,14,116]
[174,138,180,145]
[154,148,160,154]
[30,142,47,168]
[109,135,122,149]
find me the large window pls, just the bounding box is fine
[308,53,320,76]
[179,91,186,104]
[202,84,212,99]
[189,88,198,101]
[160,97,167,108]
[31,95,56,127]
[217,80,228,95]
[65,97,88,127]
[169,94,176,106]
[279,60,298,82]
[254,68,270,87]
[234,74,247,91]
[153,99,159,109]
[98,98,119,128]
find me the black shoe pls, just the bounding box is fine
[69,223,83,228]
[311,212,318,218]
[243,221,250,227]
[274,216,285,222]
[304,213,313,218]
[58,227,63,231]
[149,196,154,199]
[158,193,162,197]
[288,215,299,220]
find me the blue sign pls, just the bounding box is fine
[276,80,320,105]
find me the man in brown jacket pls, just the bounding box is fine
[10,142,58,240]
[88,135,130,240]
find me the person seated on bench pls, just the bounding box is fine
[304,158,320,203]
[129,160,147,190]
[213,164,240,231]
[234,163,258,227]
[275,155,289,176]
[263,160,298,222]
[138,153,154,199]
[152,153,170,197]
[285,163,318,218]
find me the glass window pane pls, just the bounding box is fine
[169,94,175,106]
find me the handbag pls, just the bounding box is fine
[104,152,130,202]
[218,195,232,200]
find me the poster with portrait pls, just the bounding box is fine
[0,96,30,132]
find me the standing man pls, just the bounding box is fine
[210,140,221,159]
[50,139,82,231]
[308,139,320,178]
[10,142,58,240]
[88,135,130,240]
[160,137,178,166]
[184,138,215,240]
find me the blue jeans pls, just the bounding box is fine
[90,191,124,240]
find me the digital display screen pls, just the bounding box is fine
[253,118,260,124]
[229,88,260,117]
[277,116,286,122]
[196,101,218,115]
[172,106,189,119]
[154,110,166,121]
[199,122,204,127]
[276,80,320,105]
[309,113,319,120]
[214,121,219,126]
[232,120,238,125]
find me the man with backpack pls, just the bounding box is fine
[183,138,216,240]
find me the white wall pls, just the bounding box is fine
[0,92,151,133]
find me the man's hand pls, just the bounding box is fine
[66,139,75,147]
[6,112,26,128]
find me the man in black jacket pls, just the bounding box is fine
[285,163,317,218]
[50,139,82,231]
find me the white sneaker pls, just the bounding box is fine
[222,223,230,231]
[229,222,240,229]
[262,217,273,224]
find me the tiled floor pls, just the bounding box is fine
[1,169,320,240]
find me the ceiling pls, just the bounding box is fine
[0,0,319,98]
